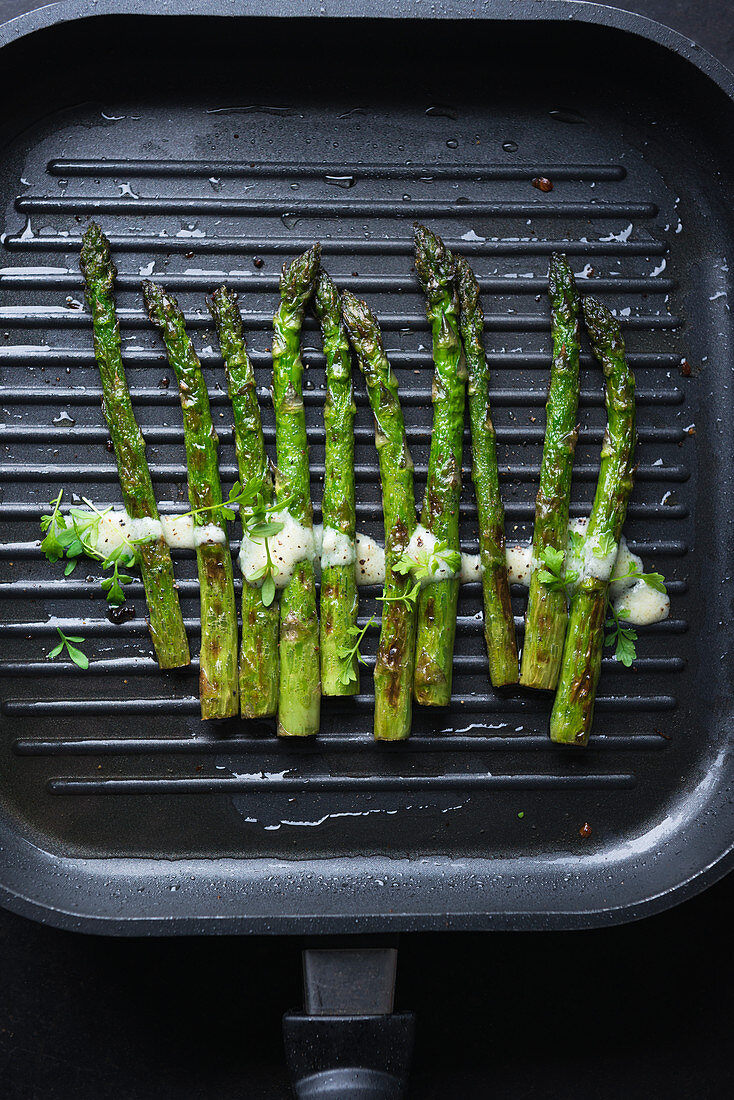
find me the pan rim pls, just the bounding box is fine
[0,0,731,935]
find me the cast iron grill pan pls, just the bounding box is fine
[0,3,731,932]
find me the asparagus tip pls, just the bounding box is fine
[313,267,339,319]
[341,290,382,349]
[280,242,322,308]
[582,295,625,356]
[79,221,115,291]
[548,252,580,315]
[454,253,479,315]
[207,283,237,319]
[413,222,455,296]
[142,280,181,329]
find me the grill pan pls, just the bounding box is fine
[0,0,732,935]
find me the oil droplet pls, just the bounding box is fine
[502,141,518,152]
[532,176,554,193]
[281,212,301,230]
[549,108,586,124]
[402,194,411,201]
[107,603,136,624]
[53,411,75,425]
[208,177,223,192]
[425,105,458,120]
[324,174,355,189]
[446,139,459,149]
[290,182,300,190]
[206,104,302,116]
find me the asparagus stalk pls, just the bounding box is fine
[455,255,519,687]
[79,223,189,670]
[520,253,582,690]
[342,291,418,741]
[272,245,321,737]
[550,298,636,746]
[208,287,279,719]
[143,281,238,719]
[412,224,467,706]
[313,270,359,695]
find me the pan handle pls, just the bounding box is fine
[282,1011,415,1099]
[283,947,415,1099]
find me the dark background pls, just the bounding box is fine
[0,1,732,1097]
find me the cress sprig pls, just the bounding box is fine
[536,530,666,666]
[393,538,461,584]
[537,545,578,599]
[604,606,637,667]
[604,561,666,665]
[40,491,139,606]
[46,626,89,669]
[335,614,376,688]
[377,582,421,610]
[186,478,293,608]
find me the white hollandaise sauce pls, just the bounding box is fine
[69,507,670,625]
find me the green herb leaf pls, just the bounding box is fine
[394,539,461,584]
[540,546,565,575]
[615,631,637,667]
[392,555,414,576]
[596,531,617,558]
[604,605,638,666]
[336,614,375,679]
[40,530,65,562]
[568,529,585,555]
[641,571,666,593]
[39,491,67,563]
[65,644,89,670]
[248,520,285,539]
[538,545,576,598]
[46,627,89,669]
[337,664,357,687]
[261,573,276,607]
[613,561,666,594]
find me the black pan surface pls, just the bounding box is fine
[0,0,731,933]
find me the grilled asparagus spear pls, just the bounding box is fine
[342,290,418,741]
[313,270,359,695]
[551,298,636,746]
[79,223,189,670]
[520,253,581,690]
[272,245,321,737]
[455,255,518,687]
[143,281,238,719]
[412,224,467,706]
[208,286,279,719]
